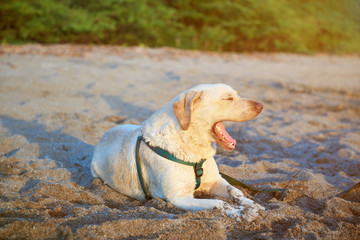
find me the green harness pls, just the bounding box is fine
[135,135,206,200]
[135,135,286,200]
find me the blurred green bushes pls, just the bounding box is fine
[1,0,359,53]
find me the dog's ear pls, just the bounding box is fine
[173,90,203,130]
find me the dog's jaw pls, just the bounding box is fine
[210,100,263,151]
[212,122,236,151]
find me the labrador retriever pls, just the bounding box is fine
[91,83,264,221]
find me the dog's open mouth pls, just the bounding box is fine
[212,122,236,151]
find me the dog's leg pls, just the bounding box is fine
[211,178,264,209]
[171,195,247,221]
[171,196,224,211]
[209,178,265,221]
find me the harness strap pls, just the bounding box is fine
[135,136,152,200]
[142,138,206,189]
[135,135,206,200]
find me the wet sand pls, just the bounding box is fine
[0,44,359,239]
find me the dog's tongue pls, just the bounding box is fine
[214,122,236,149]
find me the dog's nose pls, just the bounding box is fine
[254,102,263,112]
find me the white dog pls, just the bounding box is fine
[91,83,264,221]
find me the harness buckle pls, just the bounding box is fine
[194,166,204,178]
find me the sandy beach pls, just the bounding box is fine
[0,44,359,239]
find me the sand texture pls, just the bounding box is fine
[0,45,359,239]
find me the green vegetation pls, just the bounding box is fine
[1,0,359,53]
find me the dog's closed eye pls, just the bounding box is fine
[222,96,234,101]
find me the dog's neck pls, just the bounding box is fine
[174,126,217,162]
[141,109,216,163]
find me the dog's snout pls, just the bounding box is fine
[253,102,263,112]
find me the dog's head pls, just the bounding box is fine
[173,84,263,151]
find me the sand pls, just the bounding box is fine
[0,44,359,239]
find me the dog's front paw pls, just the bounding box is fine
[226,185,265,221]
[223,203,261,222]
[236,196,265,211]
[227,185,264,209]
[223,203,244,221]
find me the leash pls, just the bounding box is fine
[220,172,286,193]
[135,135,206,200]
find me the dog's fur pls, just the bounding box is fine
[91,84,264,221]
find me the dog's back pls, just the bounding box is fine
[91,124,143,198]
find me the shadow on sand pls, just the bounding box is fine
[0,115,94,186]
